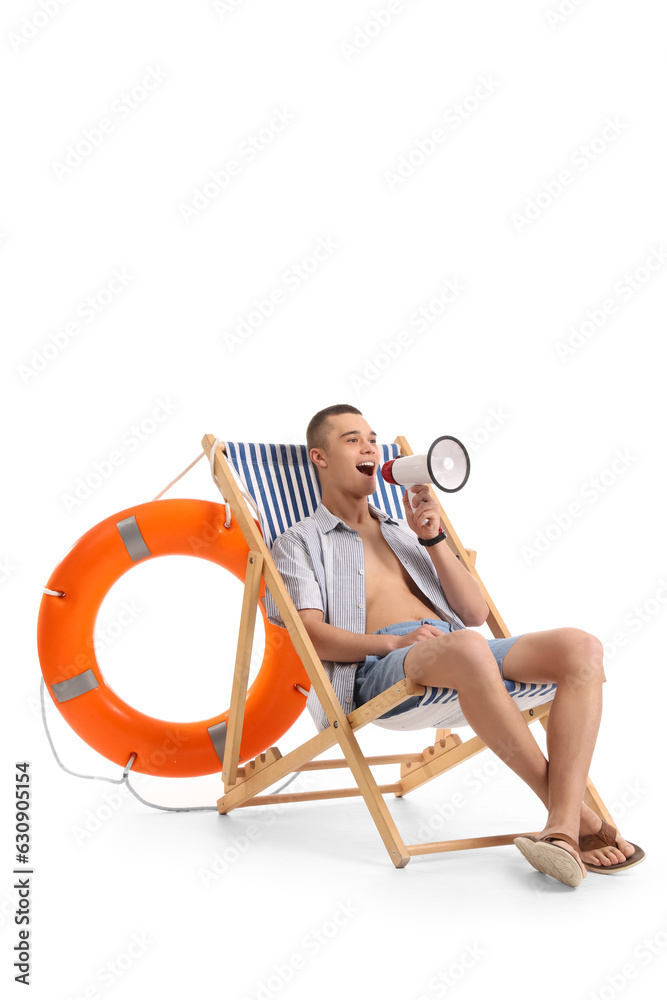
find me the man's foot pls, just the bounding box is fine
[577,816,644,873]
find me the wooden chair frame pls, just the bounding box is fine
[202,434,613,869]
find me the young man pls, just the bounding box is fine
[267,404,644,886]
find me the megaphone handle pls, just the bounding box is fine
[408,487,430,527]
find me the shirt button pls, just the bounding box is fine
[358,569,364,575]
[358,602,364,609]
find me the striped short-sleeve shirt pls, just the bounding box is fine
[263,501,465,732]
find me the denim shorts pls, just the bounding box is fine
[353,618,524,720]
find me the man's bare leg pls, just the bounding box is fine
[403,628,631,878]
[501,628,634,870]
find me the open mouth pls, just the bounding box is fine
[356,462,375,477]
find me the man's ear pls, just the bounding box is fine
[310,447,327,472]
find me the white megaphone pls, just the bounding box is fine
[381,435,470,526]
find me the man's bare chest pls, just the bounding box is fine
[357,522,438,624]
[358,525,414,590]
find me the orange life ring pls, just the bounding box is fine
[37,499,310,778]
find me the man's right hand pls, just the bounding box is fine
[387,623,447,651]
[298,609,448,661]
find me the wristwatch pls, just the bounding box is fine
[418,528,447,547]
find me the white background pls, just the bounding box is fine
[3,1,666,998]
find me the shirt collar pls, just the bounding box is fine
[313,501,398,533]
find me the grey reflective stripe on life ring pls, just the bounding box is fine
[116,515,151,562]
[207,721,227,764]
[51,668,99,703]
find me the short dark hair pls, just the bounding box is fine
[306,404,362,459]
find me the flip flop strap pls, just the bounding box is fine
[578,819,617,852]
[541,833,582,857]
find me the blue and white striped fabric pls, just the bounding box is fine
[223,441,557,731]
[223,441,403,546]
[370,677,558,731]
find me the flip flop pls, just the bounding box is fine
[513,832,584,887]
[579,819,645,874]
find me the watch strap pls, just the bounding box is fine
[418,528,447,547]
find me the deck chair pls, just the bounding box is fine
[202,434,614,868]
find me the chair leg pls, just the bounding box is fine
[219,682,420,868]
[334,720,411,868]
[583,777,615,825]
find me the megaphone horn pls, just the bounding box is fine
[381,436,470,493]
[381,436,470,527]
